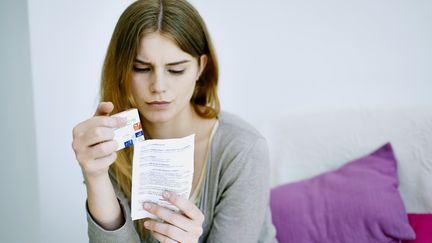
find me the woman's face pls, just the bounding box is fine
[131,32,206,124]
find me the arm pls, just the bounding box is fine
[72,102,140,242]
[85,173,141,243]
[206,138,273,242]
[85,173,123,230]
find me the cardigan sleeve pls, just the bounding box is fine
[85,174,141,243]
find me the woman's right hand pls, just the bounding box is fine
[72,102,127,179]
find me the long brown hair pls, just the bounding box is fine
[99,0,219,239]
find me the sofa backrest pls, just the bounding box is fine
[255,108,432,212]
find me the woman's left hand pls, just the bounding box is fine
[143,191,204,243]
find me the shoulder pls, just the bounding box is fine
[216,111,266,145]
[209,111,271,193]
[212,111,269,169]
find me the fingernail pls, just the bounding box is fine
[163,191,171,199]
[144,221,150,227]
[143,203,151,210]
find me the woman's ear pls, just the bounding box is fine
[197,55,208,80]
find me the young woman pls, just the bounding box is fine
[72,0,276,242]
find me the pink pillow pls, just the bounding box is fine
[270,143,416,243]
[403,214,432,243]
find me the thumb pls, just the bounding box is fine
[94,101,114,116]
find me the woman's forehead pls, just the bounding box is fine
[136,33,193,64]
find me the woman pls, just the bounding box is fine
[72,0,276,242]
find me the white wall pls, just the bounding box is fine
[17,0,432,242]
[27,1,134,242]
[0,0,40,242]
[190,0,432,122]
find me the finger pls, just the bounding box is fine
[74,116,126,137]
[143,202,200,234]
[151,231,178,243]
[72,126,116,154]
[145,220,188,243]
[82,127,115,147]
[163,192,204,224]
[94,102,114,116]
[87,140,118,159]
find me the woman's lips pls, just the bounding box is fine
[146,101,171,109]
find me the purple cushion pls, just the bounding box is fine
[270,143,415,243]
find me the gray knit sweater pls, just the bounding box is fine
[86,111,277,242]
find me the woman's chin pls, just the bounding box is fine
[141,110,174,124]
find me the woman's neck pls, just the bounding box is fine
[142,104,198,140]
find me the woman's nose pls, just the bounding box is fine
[150,71,167,93]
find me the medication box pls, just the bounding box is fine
[111,108,145,150]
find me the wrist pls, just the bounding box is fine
[83,170,110,186]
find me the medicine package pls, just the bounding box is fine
[111,108,145,151]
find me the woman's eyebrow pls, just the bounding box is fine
[134,59,190,66]
[166,60,190,66]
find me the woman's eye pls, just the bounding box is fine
[133,67,150,73]
[168,69,185,75]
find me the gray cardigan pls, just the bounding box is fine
[86,111,277,242]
